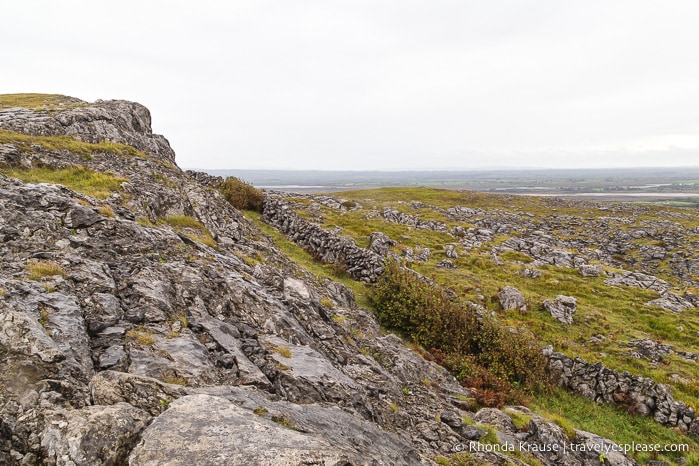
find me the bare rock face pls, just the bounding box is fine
[543,295,577,324]
[41,403,151,466]
[498,286,527,312]
[129,393,422,465]
[0,100,176,164]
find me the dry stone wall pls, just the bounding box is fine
[547,348,699,434]
[263,194,384,283]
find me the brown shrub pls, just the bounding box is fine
[218,177,264,212]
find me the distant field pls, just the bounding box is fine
[200,167,699,205]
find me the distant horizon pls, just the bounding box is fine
[189,165,699,173]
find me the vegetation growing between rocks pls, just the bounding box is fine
[285,188,699,405]
[163,215,217,248]
[533,388,699,464]
[26,261,67,281]
[0,129,145,158]
[218,176,264,213]
[0,165,126,199]
[371,260,551,406]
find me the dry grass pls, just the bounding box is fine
[274,345,292,358]
[126,327,156,345]
[98,205,115,217]
[27,261,66,281]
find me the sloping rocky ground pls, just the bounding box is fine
[0,96,642,465]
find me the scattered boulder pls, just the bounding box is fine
[578,264,603,277]
[543,295,577,324]
[498,286,527,312]
[436,259,456,269]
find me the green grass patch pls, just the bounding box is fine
[0,93,86,112]
[533,388,698,464]
[1,165,127,199]
[0,129,145,158]
[163,216,217,247]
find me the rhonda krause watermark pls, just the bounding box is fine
[453,441,689,455]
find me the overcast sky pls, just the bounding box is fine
[3,1,699,170]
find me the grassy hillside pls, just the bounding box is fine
[273,187,699,464]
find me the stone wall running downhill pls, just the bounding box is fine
[262,194,385,283]
[547,348,699,434]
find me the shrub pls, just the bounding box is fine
[218,177,264,212]
[370,260,551,402]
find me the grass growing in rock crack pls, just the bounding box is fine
[0,128,145,158]
[1,165,127,199]
[26,261,66,281]
[98,205,115,217]
[125,327,156,346]
[163,216,217,248]
[272,415,298,430]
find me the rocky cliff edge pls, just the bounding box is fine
[0,96,636,465]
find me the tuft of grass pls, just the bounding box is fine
[275,362,290,371]
[320,297,336,309]
[271,415,298,430]
[274,346,292,358]
[38,308,50,327]
[126,327,156,346]
[0,128,145,158]
[163,216,217,248]
[1,165,127,199]
[505,408,533,431]
[27,261,66,281]
[164,215,205,229]
[161,375,188,386]
[253,407,268,416]
[0,287,5,297]
[98,205,115,217]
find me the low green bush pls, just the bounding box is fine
[218,177,264,212]
[370,260,550,405]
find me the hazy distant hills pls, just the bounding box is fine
[199,167,699,198]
